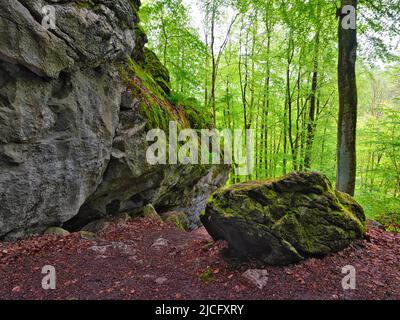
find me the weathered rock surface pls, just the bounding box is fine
[0,0,229,240]
[0,0,135,240]
[201,172,366,266]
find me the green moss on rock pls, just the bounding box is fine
[201,172,366,266]
[74,0,97,9]
[162,211,191,231]
[143,48,171,95]
[44,227,70,237]
[120,59,179,131]
[143,204,162,221]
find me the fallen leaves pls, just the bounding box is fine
[0,219,399,300]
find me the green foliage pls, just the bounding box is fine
[140,0,207,99]
[141,0,400,218]
[355,65,400,217]
[358,0,400,64]
[375,212,400,233]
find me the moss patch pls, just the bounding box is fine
[120,59,189,131]
[74,0,97,9]
[143,48,171,95]
[199,268,214,283]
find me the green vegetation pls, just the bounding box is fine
[121,58,179,130]
[199,267,214,283]
[375,212,400,233]
[140,0,400,221]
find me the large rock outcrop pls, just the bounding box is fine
[0,0,229,240]
[201,172,366,266]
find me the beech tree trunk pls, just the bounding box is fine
[336,0,358,196]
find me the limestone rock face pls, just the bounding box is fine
[201,172,366,266]
[63,99,230,231]
[0,0,135,240]
[0,0,229,240]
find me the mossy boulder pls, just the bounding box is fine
[44,227,70,237]
[201,172,366,266]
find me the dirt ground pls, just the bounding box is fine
[0,218,399,300]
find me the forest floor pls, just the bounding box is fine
[0,218,399,300]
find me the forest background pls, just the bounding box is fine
[139,0,400,222]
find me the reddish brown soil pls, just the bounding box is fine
[0,218,399,300]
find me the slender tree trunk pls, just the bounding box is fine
[239,17,250,131]
[160,10,169,66]
[204,33,209,110]
[211,5,217,126]
[336,0,358,196]
[284,33,295,174]
[295,66,301,170]
[305,31,320,170]
[263,5,272,177]
[320,125,327,167]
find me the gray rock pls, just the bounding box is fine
[0,61,122,240]
[0,0,229,240]
[0,0,134,240]
[89,241,136,256]
[151,237,169,249]
[367,219,386,230]
[89,245,109,255]
[151,164,230,229]
[115,212,131,222]
[0,0,73,78]
[242,269,269,289]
